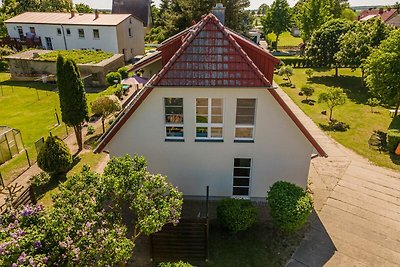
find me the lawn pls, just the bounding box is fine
[37,151,107,207]
[38,49,113,64]
[267,32,302,47]
[208,220,306,266]
[274,68,400,171]
[0,73,114,183]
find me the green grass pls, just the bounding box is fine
[208,220,306,266]
[37,151,107,207]
[38,49,113,64]
[0,73,114,183]
[267,32,302,47]
[274,68,400,171]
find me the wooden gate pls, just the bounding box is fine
[150,218,209,263]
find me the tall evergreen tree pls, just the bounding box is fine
[57,54,88,151]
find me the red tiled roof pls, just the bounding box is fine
[94,14,327,157]
[153,14,270,87]
[358,9,397,22]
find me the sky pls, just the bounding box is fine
[74,0,399,10]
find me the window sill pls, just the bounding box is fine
[195,139,224,143]
[165,138,184,142]
[234,139,254,143]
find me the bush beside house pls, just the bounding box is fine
[217,198,258,233]
[267,181,313,232]
[387,129,400,153]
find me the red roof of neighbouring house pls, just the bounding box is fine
[358,9,397,22]
[94,14,327,157]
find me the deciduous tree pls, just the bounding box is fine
[57,54,88,151]
[261,0,292,48]
[318,87,346,121]
[91,96,121,133]
[75,3,93,13]
[364,30,400,116]
[306,18,352,76]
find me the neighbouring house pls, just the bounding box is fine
[5,49,124,87]
[386,12,400,27]
[4,11,144,62]
[94,8,327,200]
[357,8,397,23]
[112,0,152,30]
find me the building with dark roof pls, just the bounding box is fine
[112,0,152,28]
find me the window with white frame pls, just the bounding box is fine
[164,98,184,140]
[78,29,85,38]
[235,99,256,141]
[66,28,71,35]
[195,98,223,140]
[57,28,62,35]
[93,29,100,39]
[232,158,251,197]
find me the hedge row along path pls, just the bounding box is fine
[274,83,400,266]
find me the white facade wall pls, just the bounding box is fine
[6,16,144,61]
[106,87,313,200]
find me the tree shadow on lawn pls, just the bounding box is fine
[0,80,56,91]
[310,75,367,104]
[33,156,81,200]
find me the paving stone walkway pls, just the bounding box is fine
[274,85,400,267]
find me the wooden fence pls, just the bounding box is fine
[150,218,209,263]
[0,186,37,214]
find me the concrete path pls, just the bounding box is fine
[274,86,400,267]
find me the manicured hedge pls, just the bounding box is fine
[387,129,400,153]
[217,198,258,233]
[267,181,312,232]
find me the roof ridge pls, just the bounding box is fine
[153,13,271,87]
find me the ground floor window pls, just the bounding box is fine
[232,158,251,197]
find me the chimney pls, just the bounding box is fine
[379,8,384,14]
[70,10,75,18]
[212,3,225,24]
[95,9,99,20]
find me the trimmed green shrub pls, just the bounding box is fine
[30,171,51,187]
[301,85,314,101]
[118,66,129,79]
[159,261,194,267]
[37,136,73,175]
[87,125,95,135]
[267,181,313,232]
[105,72,122,86]
[217,198,258,233]
[0,61,8,71]
[387,129,400,153]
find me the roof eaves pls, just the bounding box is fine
[128,51,162,72]
[94,75,156,153]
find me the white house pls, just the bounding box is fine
[5,11,144,61]
[94,12,327,201]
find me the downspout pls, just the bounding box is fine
[61,25,68,50]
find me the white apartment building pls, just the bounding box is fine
[5,11,144,61]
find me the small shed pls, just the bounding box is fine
[0,126,25,164]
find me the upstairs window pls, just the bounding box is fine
[29,27,36,34]
[128,28,132,37]
[57,28,62,35]
[195,98,223,141]
[93,29,100,39]
[78,29,85,38]
[235,99,256,141]
[164,98,184,140]
[66,28,71,35]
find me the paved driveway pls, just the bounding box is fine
[275,86,400,267]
